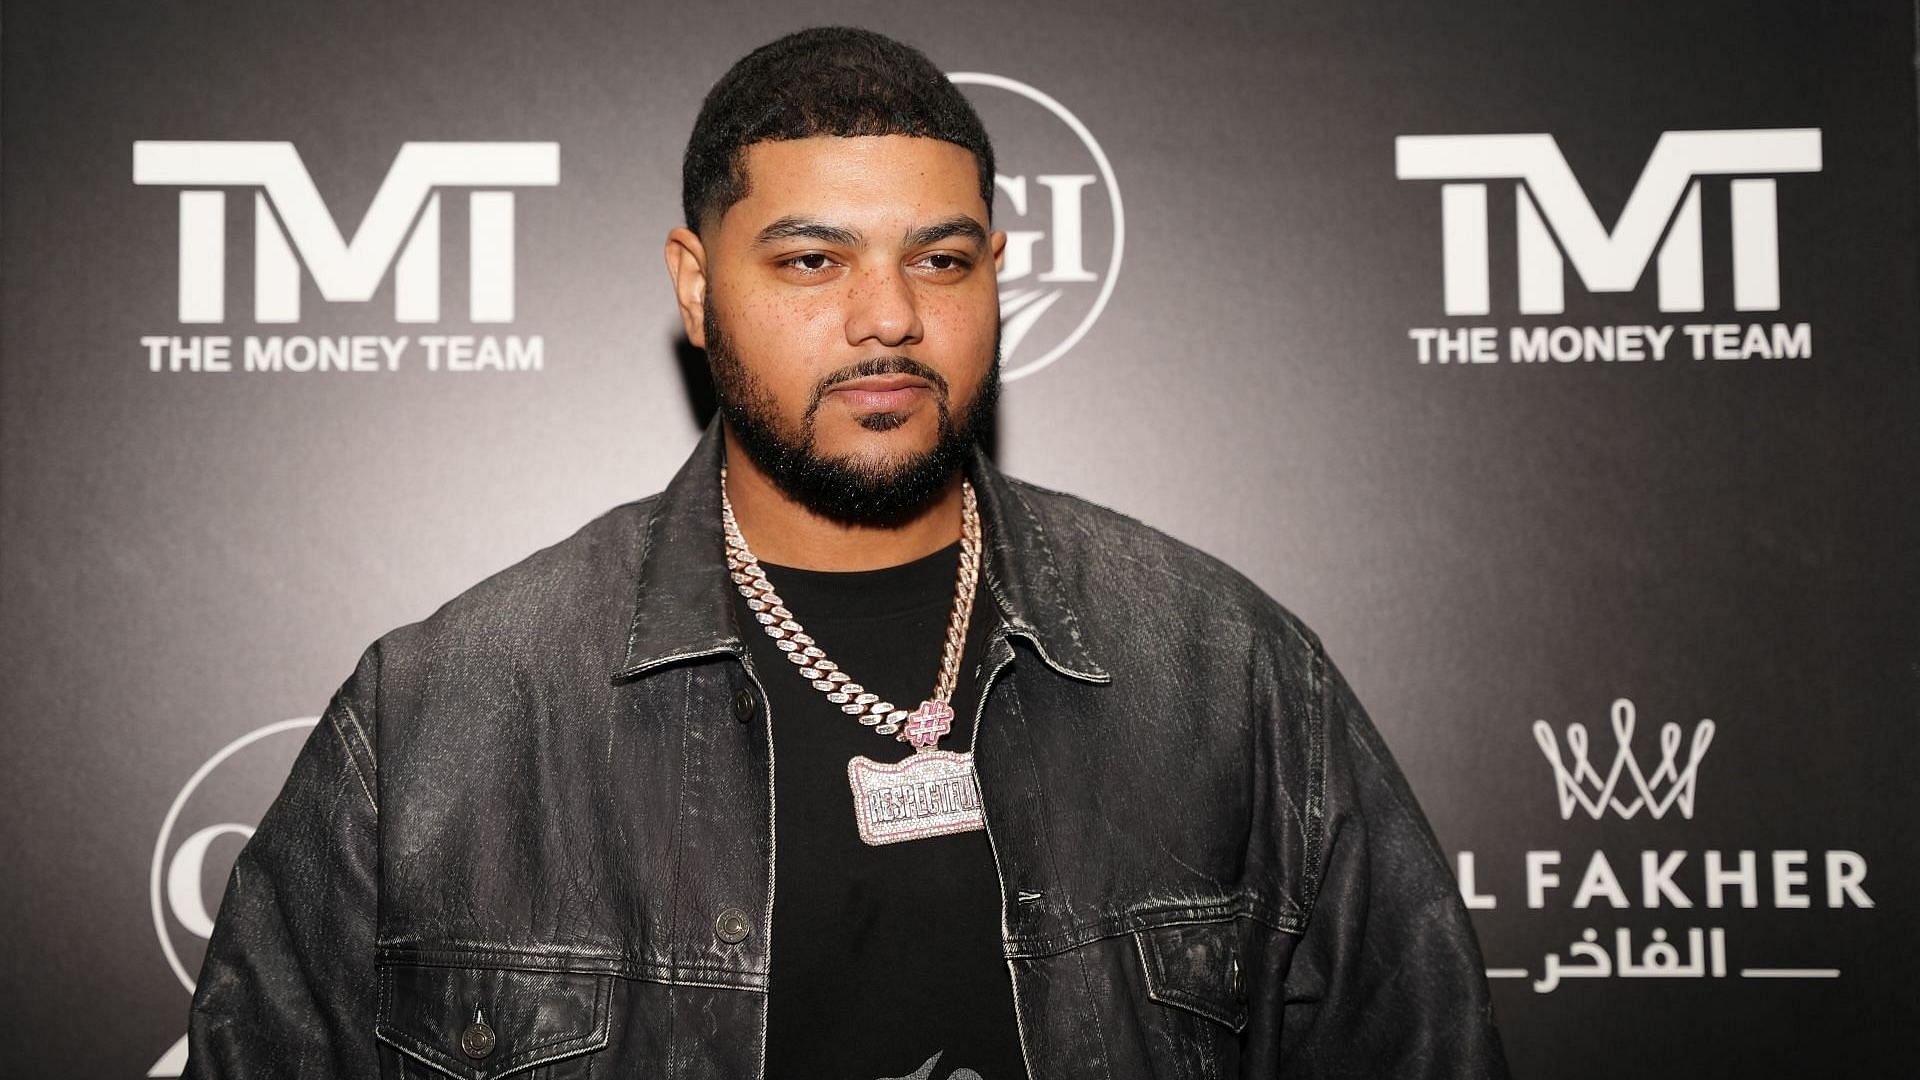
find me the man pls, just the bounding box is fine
[187,26,1507,1080]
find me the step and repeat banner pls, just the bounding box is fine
[3,0,1915,1075]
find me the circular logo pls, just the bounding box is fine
[949,73,1124,382]
[149,718,317,994]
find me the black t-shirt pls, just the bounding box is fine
[739,541,1028,1080]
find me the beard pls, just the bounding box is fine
[703,300,1000,527]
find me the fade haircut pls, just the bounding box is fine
[681,26,996,234]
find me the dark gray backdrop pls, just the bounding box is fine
[3,1,1916,1075]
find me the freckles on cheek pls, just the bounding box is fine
[735,294,843,371]
[737,292,814,335]
[925,295,999,351]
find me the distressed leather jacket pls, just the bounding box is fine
[186,423,1508,1079]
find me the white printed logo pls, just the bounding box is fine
[1533,698,1715,820]
[1395,130,1820,315]
[1464,699,1872,994]
[133,141,559,324]
[146,718,317,1077]
[949,73,1123,381]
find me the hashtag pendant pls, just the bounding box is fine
[904,700,954,750]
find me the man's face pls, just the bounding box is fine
[668,135,1005,524]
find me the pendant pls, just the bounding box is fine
[846,749,986,846]
[903,699,954,748]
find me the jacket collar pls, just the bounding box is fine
[612,420,1110,684]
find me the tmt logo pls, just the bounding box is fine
[950,73,1123,381]
[1395,129,1821,316]
[132,141,559,324]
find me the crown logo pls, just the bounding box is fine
[1532,699,1716,820]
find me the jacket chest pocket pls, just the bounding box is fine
[1134,922,1249,1080]
[375,961,614,1080]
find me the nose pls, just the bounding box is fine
[843,263,924,348]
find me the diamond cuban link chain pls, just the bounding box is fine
[720,466,982,747]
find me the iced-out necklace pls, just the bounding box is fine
[721,466,990,845]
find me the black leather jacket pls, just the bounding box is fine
[186,423,1508,1079]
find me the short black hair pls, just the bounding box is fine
[681,26,996,234]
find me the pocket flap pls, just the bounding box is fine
[375,962,612,1080]
[1135,921,1249,1032]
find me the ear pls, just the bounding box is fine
[663,227,710,347]
[990,228,1008,276]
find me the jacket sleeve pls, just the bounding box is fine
[1277,651,1510,1078]
[184,664,382,1078]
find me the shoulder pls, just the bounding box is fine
[995,475,1325,663]
[363,496,659,691]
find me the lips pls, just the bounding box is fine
[826,373,933,412]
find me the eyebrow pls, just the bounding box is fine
[751,215,989,252]
[753,217,862,248]
[903,216,988,250]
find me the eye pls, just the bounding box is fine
[780,252,838,275]
[916,252,972,275]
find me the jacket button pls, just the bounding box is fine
[715,907,752,944]
[733,688,758,723]
[459,1020,497,1060]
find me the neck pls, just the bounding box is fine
[720,429,966,571]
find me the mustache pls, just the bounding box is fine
[806,357,951,413]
